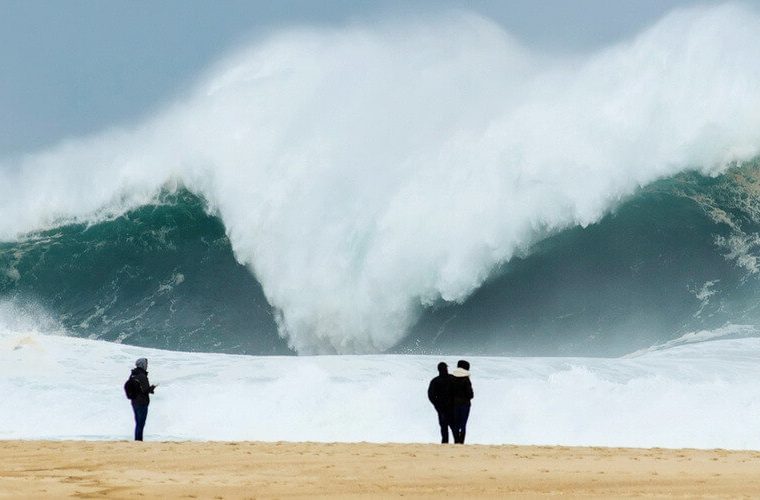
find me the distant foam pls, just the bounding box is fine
[3,4,760,353]
[624,323,760,357]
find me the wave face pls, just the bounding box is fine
[0,191,287,354]
[3,5,760,353]
[404,162,760,356]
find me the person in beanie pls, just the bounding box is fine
[129,357,156,441]
[450,359,474,444]
[427,362,455,443]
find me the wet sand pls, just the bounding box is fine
[2,441,760,498]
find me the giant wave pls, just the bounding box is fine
[2,4,760,354]
[4,162,760,356]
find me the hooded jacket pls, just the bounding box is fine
[130,367,154,406]
[450,367,474,406]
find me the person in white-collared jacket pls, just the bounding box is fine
[450,359,474,444]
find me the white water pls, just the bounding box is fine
[3,321,760,449]
[3,4,760,353]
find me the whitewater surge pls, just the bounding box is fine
[3,4,760,353]
[3,322,760,448]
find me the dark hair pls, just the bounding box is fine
[437,362,448,373]
[457,359,470,370]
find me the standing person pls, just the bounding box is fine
[450,359,474,444]
[126,358,156,441]
[427,362,455,443]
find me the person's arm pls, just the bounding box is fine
[137,373,154,395]
[428,380,436,406]
[467,379,474,400]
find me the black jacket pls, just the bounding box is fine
[130,367,154,406]
[428,374,454,411]
[450,372,473,407]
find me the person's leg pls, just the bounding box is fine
[437,410,449,443]
[451,406,462,443]
[133,404,148,441]
[447,409,458,443]
[456,405,471,444]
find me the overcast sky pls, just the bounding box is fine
[0,0,738,156]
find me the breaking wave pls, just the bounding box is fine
[3,4,760,354]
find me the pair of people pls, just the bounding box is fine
[129,357,471,443]
[427,359,473,444]
[126,357,157,441]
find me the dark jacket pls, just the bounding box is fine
[450,368,473,407]
[130,367,154,406]
[428,374,454,411]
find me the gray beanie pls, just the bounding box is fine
[135,358,148,370]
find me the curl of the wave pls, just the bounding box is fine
[2,4,760,353]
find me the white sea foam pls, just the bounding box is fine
[3,315,760,448]
[624,323,760,356]
[3,4,760,353]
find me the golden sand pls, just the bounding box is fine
[2,441,760,498]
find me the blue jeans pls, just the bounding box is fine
[453,404,471,444]
[132,404,149,441]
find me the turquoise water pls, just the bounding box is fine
[3,163,760,356]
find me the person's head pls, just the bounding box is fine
[135,358,148,370]
[457,359,470,371]
[437,362,448,374]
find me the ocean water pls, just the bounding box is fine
[3,164,760,357]
[3,3,760,445]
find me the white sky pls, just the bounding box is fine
[0,0,740,155]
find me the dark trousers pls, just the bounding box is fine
[132,404,149,441]
[453,404,471,444]
[436,407,455,443]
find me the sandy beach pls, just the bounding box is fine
[2,441,760,498]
